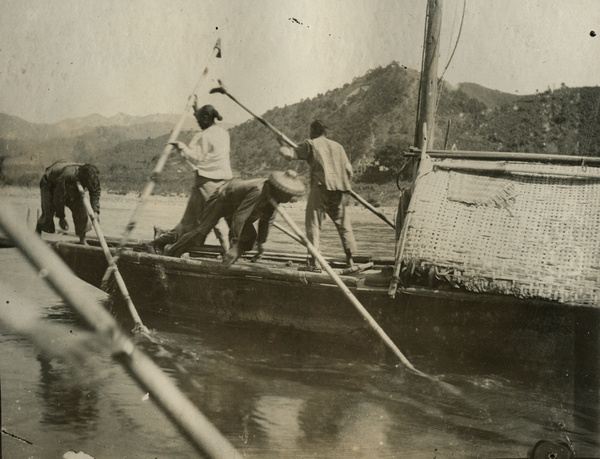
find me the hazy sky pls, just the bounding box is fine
[1,0,598,125]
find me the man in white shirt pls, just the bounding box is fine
[149,100,232,254]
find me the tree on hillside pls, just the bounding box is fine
[358,143,408,183]
[579,87,600,157]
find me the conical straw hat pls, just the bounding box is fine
[269,170,305,197]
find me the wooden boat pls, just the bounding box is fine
[11,0,600,389]
[46,149,600,374]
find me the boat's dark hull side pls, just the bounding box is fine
[52,242,599,382]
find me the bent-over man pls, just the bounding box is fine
[164,170,305,267]
[35,160,101,245]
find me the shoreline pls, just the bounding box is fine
[0,185,398,258]
[0,185,399,215]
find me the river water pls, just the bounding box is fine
[1,187,598,458]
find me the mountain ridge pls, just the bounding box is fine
[0,112,199,142]
[1,62,598,203]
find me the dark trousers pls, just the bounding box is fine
[154,175,229,250]
[306,184,357,255]
[36,178,90,237]
[165,189,258,258]
[36,179,56,234]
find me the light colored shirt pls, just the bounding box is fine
[295,135,352,191]
[186,124,233,180]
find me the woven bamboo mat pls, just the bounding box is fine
[400,159,600,306]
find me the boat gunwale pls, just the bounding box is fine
[50,240,364,288]
[49,239,600,311]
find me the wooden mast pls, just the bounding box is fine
[390,0,443,298]
[415,0,443,150]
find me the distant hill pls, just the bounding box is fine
[1,62,599,197]
[0,113,53,143]
[0,112,198,142]
[456,82,521,109]
[229,63,422,177]
[0,112,197,187]
[444,85,600,156]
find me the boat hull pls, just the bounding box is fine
[51,241,598,381]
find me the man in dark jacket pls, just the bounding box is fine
[35,161,101,245]
[163,170,305,266]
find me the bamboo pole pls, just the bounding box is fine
[389,124,429,299]
[336,261,374,275]
[210,80,297,148]
[443,119,451,150]
[210,80,396,230]
[347,190,395,229]
[271,198,458,393]
[0,203,243,459]
[407,148,600,164]
[104,39,222,284]
[434,161,600,179]
[273,221,305,245]
[77,182,149,334]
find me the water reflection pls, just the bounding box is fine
[234,389,398,456]
[298,396,394,456]
[252,396,304,450]
[37,354,99,431]
[336,402,393,455]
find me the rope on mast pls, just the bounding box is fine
[436,0,467,117]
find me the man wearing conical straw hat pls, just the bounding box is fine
[165,170,305,266]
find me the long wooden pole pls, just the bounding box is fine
[211,80,297,148]
[407,148,600,164]
[76,182,149,334]
[211,81,396,229]
[273,200,460,395]
[389,124,429,299]
[0,203,243,458]
[415,0,443,150]
[396,0,443,291]
[103,39,222,284]
[347,190,395,229]
[273,221,304,245]
[271,198,441,384]
[433,162,600,179]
